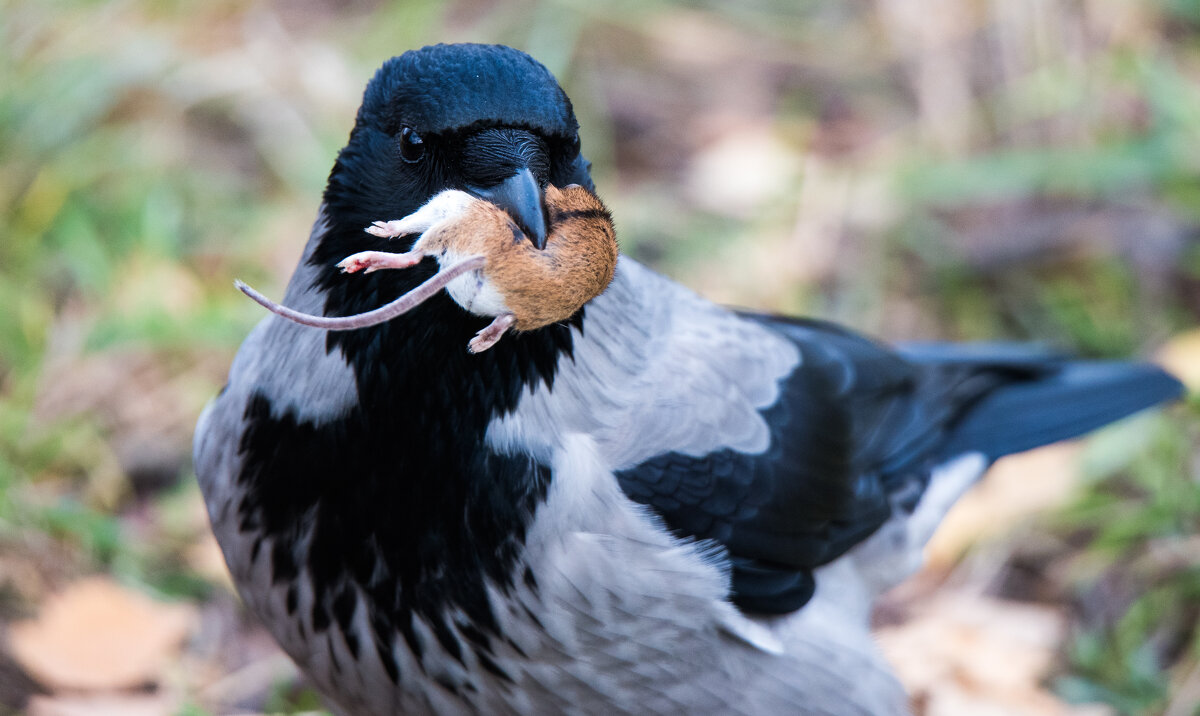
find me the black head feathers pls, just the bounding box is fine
[358,43,579,140]
[323,44,589,229]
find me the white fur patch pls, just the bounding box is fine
[389,190,512,319]
[439,247,511,318]
[394,189,478,237]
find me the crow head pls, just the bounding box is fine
[304,44,589,401]
[323,43,594,251]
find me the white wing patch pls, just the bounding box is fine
[487,257,800,468]
[440,246,510,317]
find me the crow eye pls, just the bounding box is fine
[566,134,581,157]
[399,127,425,163]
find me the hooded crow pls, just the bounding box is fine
[194,43,1183,715]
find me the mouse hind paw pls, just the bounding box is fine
[467,313,517,353]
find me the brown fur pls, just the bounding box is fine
[417,185,618,330]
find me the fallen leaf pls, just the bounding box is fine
[877,590,1112,716]
[1156,329,1200,394]
[8,576,196,692]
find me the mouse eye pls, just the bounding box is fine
[399,127,425,163]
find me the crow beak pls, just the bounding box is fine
[467,168,548,250]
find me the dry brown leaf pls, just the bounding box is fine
[26,693,176,716]
[8,577,196,692]
[877,590,1113,716]
[1156,329,1200,394]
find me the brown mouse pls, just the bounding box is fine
[237,183,618,353]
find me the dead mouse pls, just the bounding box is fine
[236,183,618,353]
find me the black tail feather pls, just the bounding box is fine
[937,360,1184,462]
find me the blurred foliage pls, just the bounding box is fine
[1049,409,1200,714]
[1,0,1199,713]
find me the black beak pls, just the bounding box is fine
[467,168,548,250]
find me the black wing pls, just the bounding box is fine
[616,314,1183,613]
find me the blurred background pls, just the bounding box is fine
[2,0,1200,714]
